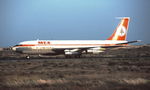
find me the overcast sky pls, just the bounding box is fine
[0,0,150,47]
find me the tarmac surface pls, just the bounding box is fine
[0,45,150,90]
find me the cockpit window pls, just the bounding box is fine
[14,44,20,47]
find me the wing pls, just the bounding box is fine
[101,40,141,48]
[51,40,141,54]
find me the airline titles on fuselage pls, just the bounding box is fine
[38,41,51,45]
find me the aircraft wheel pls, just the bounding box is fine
[26,56,30,59]
[65,54,81,58]
[65,55,70,58]
[74,54,81,58]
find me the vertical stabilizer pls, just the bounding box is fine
[107,17,130,40]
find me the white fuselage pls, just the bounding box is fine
[19,40,127,48]
[12,40,127,54]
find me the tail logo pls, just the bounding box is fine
[118,26,126,37]
[107,17,130,40]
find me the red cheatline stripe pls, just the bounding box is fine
[15,44,119,47]
[49,44,115,46]
[16,44,36,47]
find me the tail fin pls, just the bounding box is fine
[107,17,130,41]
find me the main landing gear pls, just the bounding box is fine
[65,54,81,58]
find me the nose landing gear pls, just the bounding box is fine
[26,56,30,59]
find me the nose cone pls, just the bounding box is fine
[12,47,16,51]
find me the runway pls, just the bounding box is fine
[0,45,150,90]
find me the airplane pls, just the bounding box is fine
[12,17,140,58]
